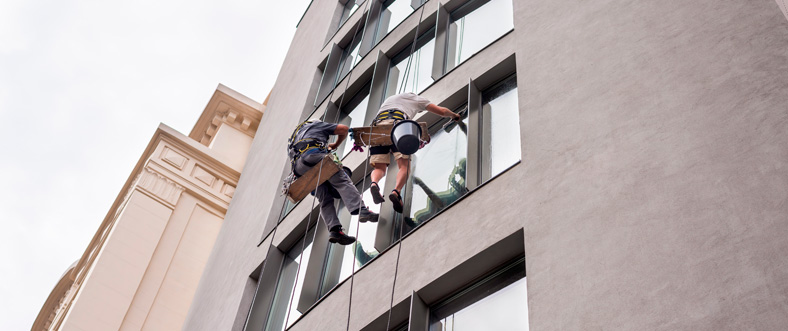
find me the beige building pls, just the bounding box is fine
[33,84,264,331]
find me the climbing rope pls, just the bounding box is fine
[386,2,428,330]
[254,0,430,329]
[284,0,374,328]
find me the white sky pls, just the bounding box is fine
[0,0,311,329]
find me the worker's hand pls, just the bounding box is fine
[450,112,461,122]
[328,142,340,150]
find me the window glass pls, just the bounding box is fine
[337,29,364,82]
[319,177,383,296]
[265,227,316,331]
[387,29,436,97]
[375,0,416,44]
[338,1,360,28]
[405,114,469,227]
[337,93,370,158]
[447,0,514,70]
[429,258,528,331]
[279,199,298,221]
[482,75,520,180]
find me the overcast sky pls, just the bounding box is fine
[0,0,311,328]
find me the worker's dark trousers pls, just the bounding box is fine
[294,152,363,231]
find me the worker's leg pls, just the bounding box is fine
[328,170,379,223]
[327,170,363,215]
[394,157,410,192]
[368,146,391,204]
[315,182,356,245]
[388,154,410,213]
[315,182,341,231]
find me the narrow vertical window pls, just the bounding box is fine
[338,0,360,28]
[429,257,528,331]
[404,109,469,228]
[386,28,436,97]
[374,0,417,44]
[265,227,315,331]
[446,0,514,71]
[337,29,365,83]
[319,177,383,296]
[481,74,519,181]
[334,82,372,158]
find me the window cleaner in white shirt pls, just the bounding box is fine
[367,92,461,213]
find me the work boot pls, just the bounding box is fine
[329,227,356,245]
[358,206,379,223]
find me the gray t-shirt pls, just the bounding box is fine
[377,92,431,120]
[294,120,337,145]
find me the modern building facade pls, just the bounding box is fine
[33,85,264,331]
[185,1,788,330]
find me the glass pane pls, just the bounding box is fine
[448,0,514,70]
[405,117,469,227]
[339,1,360,28]
[430,278,528,331]
[265,228,315,331]
[279,198,298,220]
[483,76,519,180]
[320,177,384,296]
[376,0,415,43]
[387,35,435,97]
[337,33,363,82]
[338,93,371,157]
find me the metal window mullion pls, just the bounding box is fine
[375,161,400,251]
[408,291,429,331]
[431,3,449,80]
[297,222,331,313]
[466,79,482,190]
[315,44,344,106]
[243,246,286,331]
[367,50,391,121]
[360,0,384,56]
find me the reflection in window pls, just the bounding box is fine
[429,257,528,331]
[374,0,417,44]
[265,227,315,331]
[319,177,383,296]
[387,28,435,97]
[482,74,520,180]
[404,114,469,229]
[447,0,514,71]
[338,0,360,28]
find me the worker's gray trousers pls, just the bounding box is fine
[294,152,363,231]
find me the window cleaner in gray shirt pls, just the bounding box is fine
[288,120,379,245]
[368,93,461,213]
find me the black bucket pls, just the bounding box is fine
[391,120,422,155]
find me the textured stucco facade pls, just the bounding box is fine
[186,1,788,330]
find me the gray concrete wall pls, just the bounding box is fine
[185,0,788,330]
[517,0,788,329]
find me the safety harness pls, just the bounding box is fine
[372,109,406,125]
[287,121,327,169]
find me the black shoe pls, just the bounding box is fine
[370,182,385,204]
[329,228,356,245]
[358,206,379,223]
[389,189,403,213]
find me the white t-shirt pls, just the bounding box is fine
[377,92,431,120]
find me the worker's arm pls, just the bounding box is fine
[426,103,461,121]
[328,124,349,150]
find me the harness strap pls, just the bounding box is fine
[373,109,406,125]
